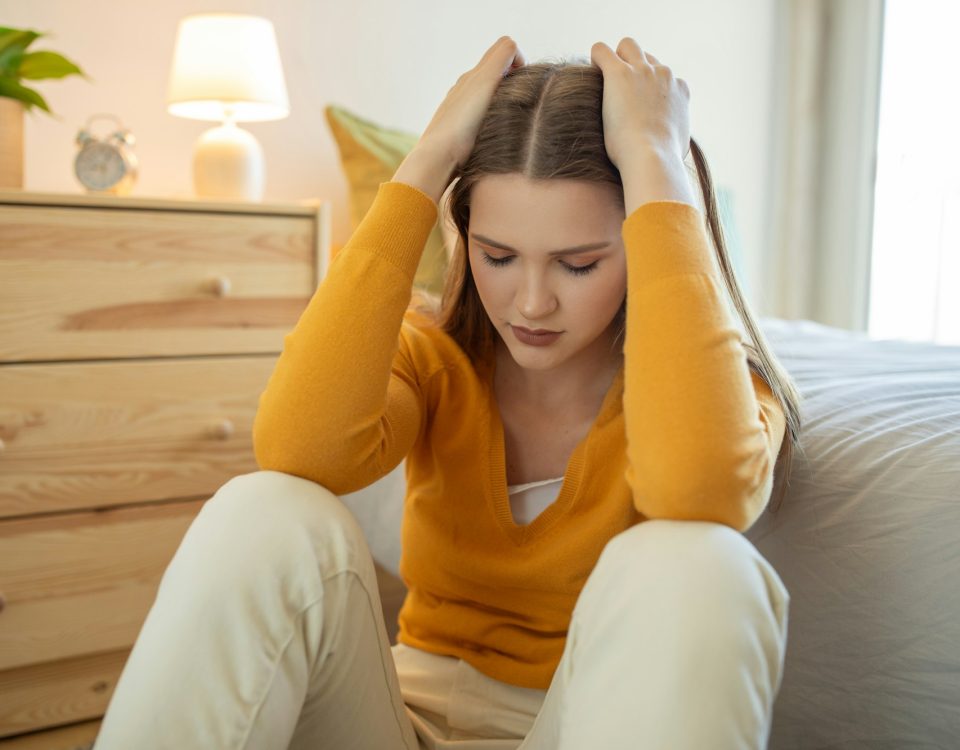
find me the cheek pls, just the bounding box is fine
[603,260,628,300]
[581,266,626,299]
[579,270,627,320]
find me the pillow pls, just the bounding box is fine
[324,104,453,298]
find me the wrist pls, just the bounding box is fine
[623,136,685,164]
[619,143,697,215]
[391,146,458,206]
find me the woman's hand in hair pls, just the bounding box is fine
[591,38,696,210]
[590,38,691,171]
[395,36,525,204]
[418,35,525,173]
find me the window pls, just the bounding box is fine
[868,0,960,344]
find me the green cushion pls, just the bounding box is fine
[324,104,450,297]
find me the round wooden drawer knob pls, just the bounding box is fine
[208,418,235,440]
[207,275,232,297]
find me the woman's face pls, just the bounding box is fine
[467,173,627,373]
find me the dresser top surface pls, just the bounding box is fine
[0,188,325,217]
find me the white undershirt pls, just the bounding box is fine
[506,475,564,525]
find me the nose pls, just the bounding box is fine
[517,271,557,321]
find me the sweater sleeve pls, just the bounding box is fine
[252,181,439,495]
[621,200,787,532]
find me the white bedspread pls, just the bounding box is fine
[746,317,960,749]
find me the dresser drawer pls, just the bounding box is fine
[0,499,202,671]
[0,203,322,362]
[0,356,277,518]
[0,190,330,744]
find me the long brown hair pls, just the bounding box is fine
[410,60,804,514]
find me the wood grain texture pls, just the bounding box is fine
[0,102,23,191]
[0,204,319,362]
[0,499,204,672]
[0,191,332,745]
[0,356,276,518]
[0,187,325,216]
[0,650,122,741]
[0,718,99,749]
[0,720,99,750]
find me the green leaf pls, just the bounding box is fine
[0,29,40,71]
[0,75,51,113]
[0,27,36,37]
[0,48,23,78]
[0,28,40,52]
[18,50,84,80]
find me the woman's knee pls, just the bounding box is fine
[602,518,759,568]
[185,470,375,584]
[584,518,789,627]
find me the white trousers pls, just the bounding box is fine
[94,469,790,750]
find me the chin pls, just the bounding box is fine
[512,354,557,369]
[505,340,567,367]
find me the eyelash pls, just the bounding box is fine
[479,251,599,277]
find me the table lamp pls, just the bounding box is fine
[166,13,289,201]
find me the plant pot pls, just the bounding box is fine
[0,98,24,189]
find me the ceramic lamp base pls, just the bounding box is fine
[192,121,264,201]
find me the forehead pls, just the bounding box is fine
[470,174,624,239]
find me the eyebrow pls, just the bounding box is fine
[469,233,611,257]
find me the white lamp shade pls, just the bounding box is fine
[167,13,289,122]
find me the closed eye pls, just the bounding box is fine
[479,252,599,277]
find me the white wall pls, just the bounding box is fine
[1,0,777,312]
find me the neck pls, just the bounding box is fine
[494,330,624,412]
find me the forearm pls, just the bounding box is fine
[620,142,698,215]
[252,182,437,490]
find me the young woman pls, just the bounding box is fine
[95,36,803,750]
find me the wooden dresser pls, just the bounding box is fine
[0,189,331,748]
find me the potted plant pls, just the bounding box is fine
[0,26,88,188]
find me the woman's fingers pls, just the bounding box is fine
[590,40,622,71]
[505,42,526,72]
[482,36,511,59]
[590,38,691,168]
[620,38,665,68]
[594,38,660,70]
[640,47,662,66]
[479,36,525,76]
[615,37,647,65]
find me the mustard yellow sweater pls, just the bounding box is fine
[253,180,786,690]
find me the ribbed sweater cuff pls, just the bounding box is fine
[622,200,716,285]
[347,180,439,280]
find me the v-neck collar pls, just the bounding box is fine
[481,350,625,546]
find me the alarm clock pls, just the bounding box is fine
[74,114,138,195]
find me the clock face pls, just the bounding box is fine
[75,142,126,190]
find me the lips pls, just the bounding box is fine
[514,325,560,335]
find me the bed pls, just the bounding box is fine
[338,315,960,749]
